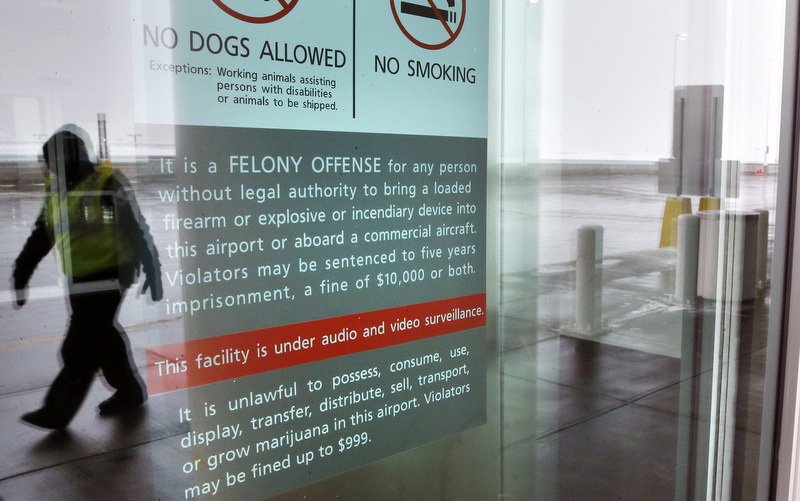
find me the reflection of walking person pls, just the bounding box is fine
[12,126,162,430]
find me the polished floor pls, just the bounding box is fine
[0,171,776,499]
[500,265,768,500]
[498,170,773,500]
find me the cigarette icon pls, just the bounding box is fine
[400,1,457,23]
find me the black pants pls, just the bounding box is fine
[41,287,144,425]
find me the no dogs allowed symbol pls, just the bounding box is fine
[213,0,299,24]
[391,0,466,50]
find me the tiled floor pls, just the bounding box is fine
[499,255,769,500]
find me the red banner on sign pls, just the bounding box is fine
[145,293,486,394]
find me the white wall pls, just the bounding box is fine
[0,1,137,158]
[500,0,786,165]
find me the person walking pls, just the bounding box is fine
[12,126,162,430]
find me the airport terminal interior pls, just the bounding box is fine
[1,0,798,499]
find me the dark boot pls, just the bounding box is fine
[21,408,70,430]
[98,390,145,416]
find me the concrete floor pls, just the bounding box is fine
[0,171,778,499]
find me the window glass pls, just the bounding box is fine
[499,0,786,499]
[0,0,791,499]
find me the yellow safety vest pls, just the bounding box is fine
[45,167,136,280]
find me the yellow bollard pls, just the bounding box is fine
[660,197,692,247]
[699,197,720,211]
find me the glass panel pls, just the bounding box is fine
[499,0,787,499]
[0,1,500,499]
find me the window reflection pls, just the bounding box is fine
[500,0,783,499]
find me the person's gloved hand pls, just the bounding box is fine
[142,270,163,302]
[13,287,27,308]
[10,277,27,309]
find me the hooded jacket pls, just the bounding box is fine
[13,130,160,291]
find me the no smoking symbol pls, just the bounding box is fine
[391,0,466,50]
[213,0,299,24]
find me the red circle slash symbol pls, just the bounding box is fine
[213,0,299,24]
[390,0,466,50]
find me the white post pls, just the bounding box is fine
[97,112,109,160]
[576,226,602,333]
[676,214,700,305]
[756,209,769,290]
[589,225,603,326]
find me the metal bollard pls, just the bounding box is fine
[675,214,700,306]
[575,226,603,333]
